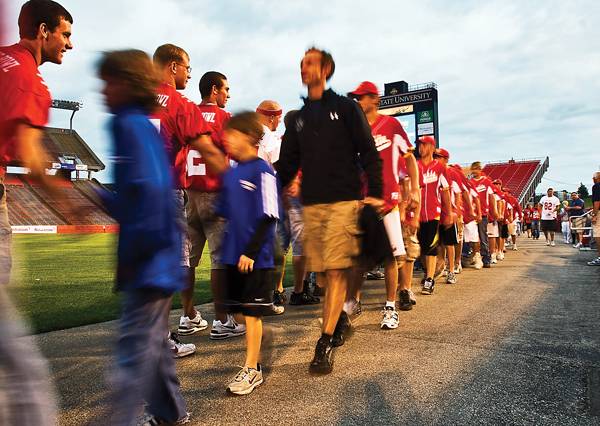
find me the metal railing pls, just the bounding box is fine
[570,210,595,251]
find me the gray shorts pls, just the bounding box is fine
[173,190,190,268]
[186,190,225,269]
[288,197,304,257]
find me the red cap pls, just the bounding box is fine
[435,148,450,159]
[348,81,379,96]
[418,135,436,146]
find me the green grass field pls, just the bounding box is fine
[8,234,294,334]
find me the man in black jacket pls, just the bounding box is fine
[276,47,383,374]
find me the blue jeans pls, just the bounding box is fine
[110,289,186,425]
[477,216,491,264]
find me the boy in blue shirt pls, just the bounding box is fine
[202,111,279,395]
[96,50,188,425]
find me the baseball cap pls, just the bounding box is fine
[418,135,436,146]
[434,148,449,159]
[348,81,379,96]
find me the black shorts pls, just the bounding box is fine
[440,223,459,246]
[224,266,274,317]
[500,223,509,239]
[540,219,556,232]
[418,220,440,256]
[524,223,532,230]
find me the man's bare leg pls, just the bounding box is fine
[446,245,455,273]
[425,255,437,280]
[182,267,197,319]
[384,259,398,302]
[292,255,306,294]
[322,269,347,335]
[244,316,262,369]
[211,269,227,323]
[276,253,286,293]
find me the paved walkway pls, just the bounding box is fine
[37,238,600,425]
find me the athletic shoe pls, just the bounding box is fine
[178,313,208,336]
[408,289,417,305]
[289,290,320,305]
[366,269,385,280]
[497,252,505,261]
[421,278,435,295]
[380,306,399,329]
[309,336,334,374]
[573,242,582,249]
[483,263,491,268]
[332,311,351,347]
[546,240,550,246]
[145,412,191,425]
[491,254,498,264]
[168,332,196,358]
[446,272,457,284]
[512,244,518,251]
[227,364,263,395]
[210,315,246,340]
[454,264,463,274]
[473,253,483,270]
[441,269,449,277]
[587,257,600,266]
[268,304,285,315]
[346,299,362,317]
[398,290,412,311]
[550,241,555,247]
[273,290,287,306]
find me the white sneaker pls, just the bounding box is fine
[178,313,208,335]
[491,253,497,264]
[550,241,555,247]
[497,252,505,261]
[546,240,550,246]
[407,289,417,305]
[227,365,263,395]
[473,253,483,270]
[454,264,462,274]
[380,306,399,329]
[168,332,196,358]
[512,244,518,251]
[210,314,246,340]
[573,242,582,249]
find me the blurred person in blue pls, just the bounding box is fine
[96,49,189,425]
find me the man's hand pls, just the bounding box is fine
[363,197,386,214]
[408,189,420,210]
[286,180,300,198]
[238,255,254,274]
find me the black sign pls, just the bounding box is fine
[379,89,437,108]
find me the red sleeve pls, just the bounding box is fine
[178,102,211,145]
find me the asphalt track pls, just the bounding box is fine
[37,237,600,425]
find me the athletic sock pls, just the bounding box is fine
[385,301,395,309]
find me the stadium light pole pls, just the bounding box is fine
[50,100,83,132]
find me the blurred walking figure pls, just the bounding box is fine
[97,50,189,425]
[0,1,74,424]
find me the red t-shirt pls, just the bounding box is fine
[152,83,211,189]
[523,208,533,224]
[370,115,412,210]
[0,44,51,175]
[418,159,449,222]
[470,175,494,217]
[444,166,465,218]
[186,103,231,192]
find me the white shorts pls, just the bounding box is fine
[464,221,479,243]
[383,208,406,257]
[508,220,518,236]
[487,221,499,238]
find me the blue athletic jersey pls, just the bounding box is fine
[217,158,279,268]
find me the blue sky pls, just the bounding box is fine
[4,0,599,191]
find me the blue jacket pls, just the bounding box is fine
[98,106,184,293]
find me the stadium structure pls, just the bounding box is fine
[482,157,550,206]
[5,100,117,234]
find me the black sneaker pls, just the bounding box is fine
[398,290,413,311]
[273,290,286,306]
[312,283,325,297]
[421,278,435,295]
[289,291,320,305]
[331,311,352,347]
[309,336,334,374]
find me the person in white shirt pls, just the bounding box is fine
[538,187,561,246]
[256,100,282,168]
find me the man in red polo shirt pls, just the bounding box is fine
[0,1,73,423]
[417,136,452,294]
[469,162,497,268]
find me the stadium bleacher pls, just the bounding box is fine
[483,157,549,205]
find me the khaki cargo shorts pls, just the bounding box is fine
[186,190,225,269]
[302,200,360,272]
[401,223,421,262]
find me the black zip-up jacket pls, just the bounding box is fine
[276,89,382,205]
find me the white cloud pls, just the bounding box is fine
[4,0,599,190]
